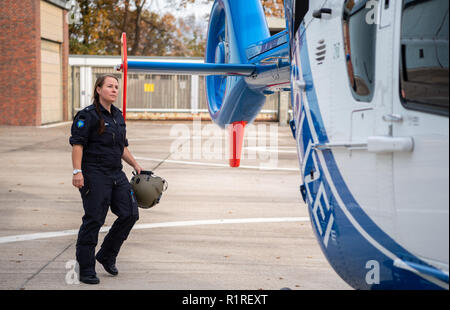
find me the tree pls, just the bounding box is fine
[261,0,285,18]
[173,14,206,57]
[69,0,123,55]
[130,0,147,55]
[69,0,285,56]
[174,0,284,17]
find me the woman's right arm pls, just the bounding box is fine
[72,145,84,188]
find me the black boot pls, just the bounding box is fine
[79,274,100,285]
[96,255,119,276]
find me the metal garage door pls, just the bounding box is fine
[41,40,62,124]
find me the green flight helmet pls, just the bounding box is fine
[130,171,168,209]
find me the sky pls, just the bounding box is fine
[147,0,213,21]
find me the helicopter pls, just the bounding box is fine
[117,0,449,290]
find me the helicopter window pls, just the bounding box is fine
[400,0,449,116]
[293,0,309,35]
[342,0,377,102]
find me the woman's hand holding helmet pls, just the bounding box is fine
[133,164,143,175]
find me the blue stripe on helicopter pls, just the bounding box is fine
[295,23,448,290]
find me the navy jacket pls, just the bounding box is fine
[70,104,128,169]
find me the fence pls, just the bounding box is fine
[69,56,282,122]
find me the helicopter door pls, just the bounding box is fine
[338,0,396,234]
[392,0,449,266]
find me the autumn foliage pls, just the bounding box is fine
[69,0,285,57]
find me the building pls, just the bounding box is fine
[0,0,70,126]
[67,17,289,124]
[0,1,288,126]
[267,16,286,35]
[69,55,282,122]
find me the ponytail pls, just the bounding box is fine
[92,74,119,135]
[93,93,106,135]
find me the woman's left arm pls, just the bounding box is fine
[122,147,143,174]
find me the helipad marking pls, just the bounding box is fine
[244,147,298,154]
[135,156,299,171]
[0,217,310,244]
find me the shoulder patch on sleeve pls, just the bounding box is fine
[76,119,85,128]
[73,109,91,128]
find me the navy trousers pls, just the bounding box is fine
[76,167,139,277]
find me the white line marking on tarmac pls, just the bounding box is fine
[244,147,298,154]
[38,121,72,129]
[135,156,299,171]
[0,217,309,244]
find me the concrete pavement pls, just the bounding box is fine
[0,120,351,290]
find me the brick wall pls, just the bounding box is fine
[62,9,69,122]
[0,0,68,126]
[0,0,41,126]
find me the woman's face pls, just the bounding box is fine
[97,77,119,104]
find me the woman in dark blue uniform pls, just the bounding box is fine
[70,74,142,284]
